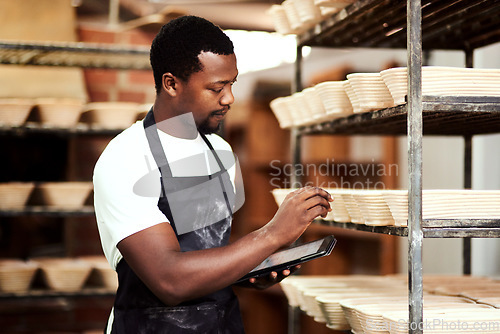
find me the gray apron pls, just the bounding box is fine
[109,110,245,333]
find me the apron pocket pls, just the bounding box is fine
[113,303,222,334]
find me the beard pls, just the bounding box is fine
[198,108,229,135]
[198,118,222,135]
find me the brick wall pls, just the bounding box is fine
[78,24,157,104]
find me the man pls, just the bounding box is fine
[93,15,332,333]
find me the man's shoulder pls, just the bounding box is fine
[95,121,148,169]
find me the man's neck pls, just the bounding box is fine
[152,99,198,140]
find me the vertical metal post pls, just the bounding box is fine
[290,44,303,189]
[463,49,474,275]
[407,0,423,333]
[290,128,302,189]
[465,48,474,68]
[463,135,472,275]
[288,305,301,334]
[288,42,303,334]
[293,44,303,94]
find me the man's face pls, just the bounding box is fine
[178,51,238,134]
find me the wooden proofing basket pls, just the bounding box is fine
[0,260,39,293]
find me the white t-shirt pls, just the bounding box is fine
[93,120,236,270]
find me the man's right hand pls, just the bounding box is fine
[266,186,333,247]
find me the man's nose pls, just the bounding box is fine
[220,87,235,106]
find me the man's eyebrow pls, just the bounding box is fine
[212,75,238,85]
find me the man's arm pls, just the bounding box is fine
[118,186,332,306]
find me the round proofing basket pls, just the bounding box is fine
[34,258,92,292]
[294,0,322,25]
[79,256,118,290]
[0,98,35,126]
[315,81,353,116]
[315,0,355,9]
[346,73,394,110]
[37,182,93,209]
[270,97,294,129]
[92,263,118,290]
[282,0,303,33]
[267,5,293,35]
[35,98,85,128]
[0,260,39,293]
[83,102,140,129]
[303,87,327,121]
[0,182,35,210]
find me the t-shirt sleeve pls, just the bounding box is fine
[93,140,168,270]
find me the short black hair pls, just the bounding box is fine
[150,15,234,93]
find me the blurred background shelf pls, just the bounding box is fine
[0,288,115,300]
[0,122,125,136]
[0,40,150,70]
[0,206,95,217]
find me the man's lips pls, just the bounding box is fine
[211,108,229,118]
[212,113,226,121]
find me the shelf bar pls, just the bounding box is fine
[316,220,408,236]
[0,288,115,300]
[296,100,500,137]
[0,122,124,136]
[314,220,500,238]
[0,206,95,217]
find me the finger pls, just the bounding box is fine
[270,271,278,279]
[317,188,334,202]
[304,195,331,212]
[306,204,330,221]
[282,269,291,276]
[289,265,301,274]
[300,187,333,203]
[249,277,256,283]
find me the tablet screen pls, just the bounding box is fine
[250,238,325,273]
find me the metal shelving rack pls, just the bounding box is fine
[289,0,500,333]
[0,41,143,300]
[0,40,150,70]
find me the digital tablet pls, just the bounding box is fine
[236,235,337,283]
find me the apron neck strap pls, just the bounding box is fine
[143,108,173,178]
[143,109,228,176]
[199,132,229,173]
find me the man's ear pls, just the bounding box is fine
[162,73,179,97]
